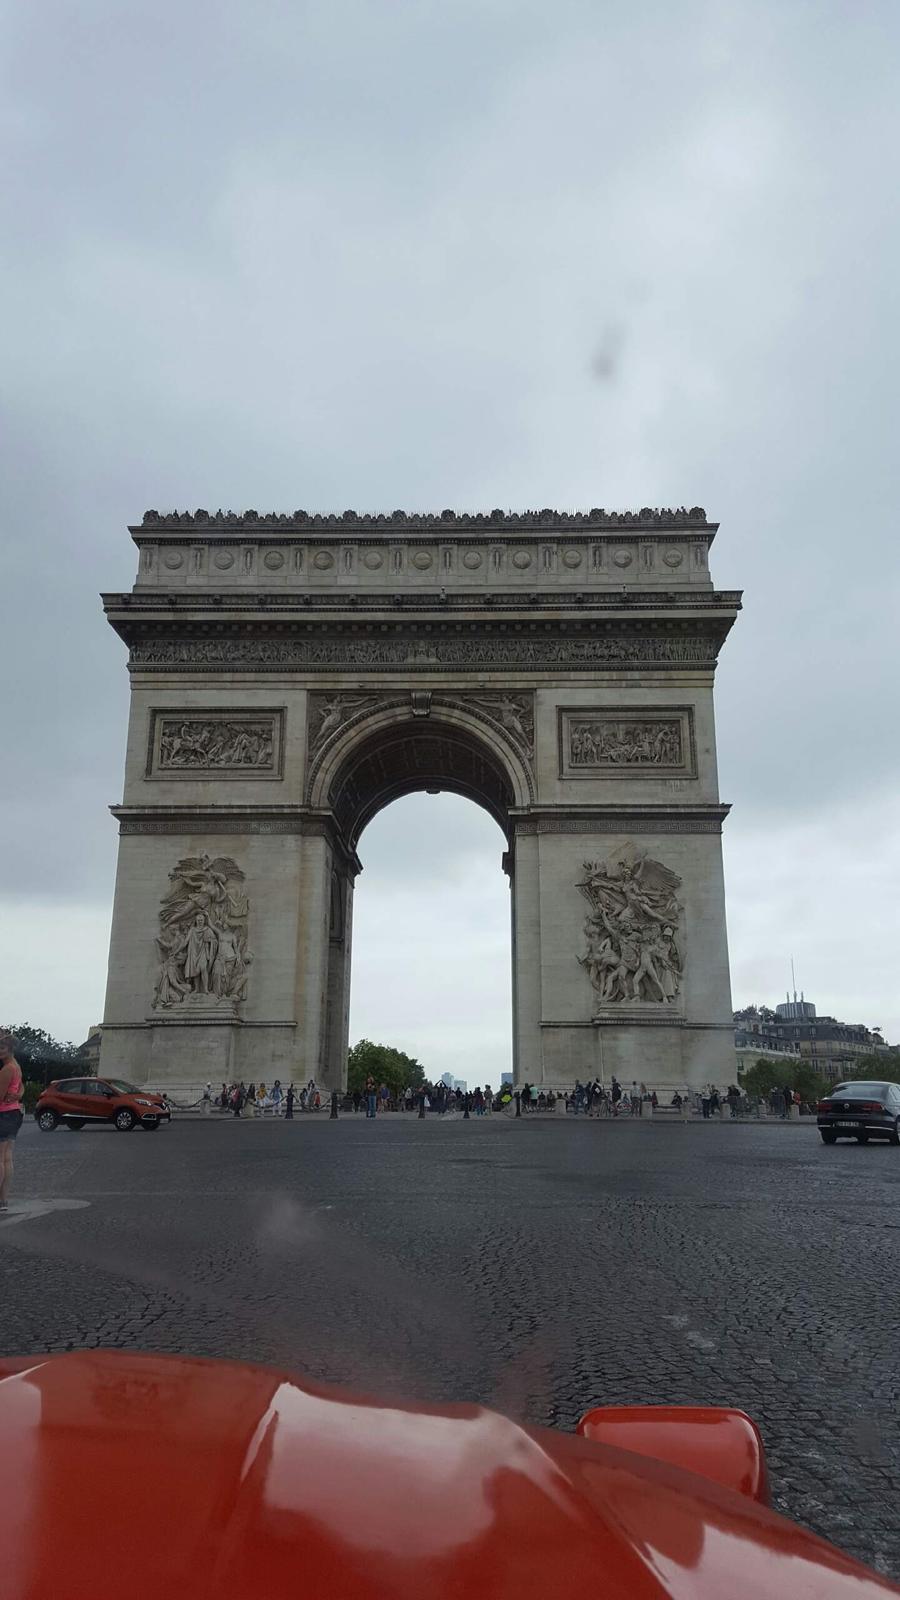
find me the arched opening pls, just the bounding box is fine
[325,717,518,850]
[350,793,512,1086]
[313,710,525,1089]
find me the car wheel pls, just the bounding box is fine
[66,1120,85,1131]
[114,1109,136,1132]
[820,1130,837,1144]
[36,1108,59,1132]
[142,1120,160,1131]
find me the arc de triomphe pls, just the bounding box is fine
[100,507,740,1095]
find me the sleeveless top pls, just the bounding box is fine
[0,1059,23,1113]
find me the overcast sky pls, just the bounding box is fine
[2,1,898,1072]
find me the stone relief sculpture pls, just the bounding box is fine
[465,694,534,760]
[152,854,252,1009]
[570,718,682,767]
[131,633,719,671]
[158,718,275,770]
[307,693,383,756]
[577,843,683,1005]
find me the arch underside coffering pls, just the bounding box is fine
[327,720,516,849]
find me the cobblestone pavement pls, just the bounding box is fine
[3,1114,900,1576]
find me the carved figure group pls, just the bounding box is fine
[308,695,380,755]
[159,720,274,770]
[570,720,681,767]
[578,846,683,1005]
[132,634,716,671]
[468,694,534,757]
[153,855,251,1009]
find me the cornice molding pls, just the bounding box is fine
[105,589,742,617]
[511,804,731,836]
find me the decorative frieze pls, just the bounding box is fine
[558,707,696,779]
[147,710,284,778]
[129,632,720,673]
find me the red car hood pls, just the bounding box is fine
[0,1350,895,1600]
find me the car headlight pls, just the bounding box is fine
[134,1098,154,1107]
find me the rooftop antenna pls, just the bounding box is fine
[791,956,797,1004]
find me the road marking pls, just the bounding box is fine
[0,1199,90,1228]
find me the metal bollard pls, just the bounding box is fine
[515,1091,521,1118]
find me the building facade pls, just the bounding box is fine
[734,1002,894,1081]
[99,506,740,1096]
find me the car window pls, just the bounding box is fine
[60,1080,87,1095]
[83,1081,108,1096]
[831,1083,887,1099]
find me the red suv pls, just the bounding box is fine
[35,1077,171,1133]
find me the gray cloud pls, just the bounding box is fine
[2,0,898,1048]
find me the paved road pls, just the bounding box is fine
[3,1113,900,1576]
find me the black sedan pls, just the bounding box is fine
[817,1081,900,1145]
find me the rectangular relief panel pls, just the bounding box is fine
[146,708,286,779]
[558,707,696,780]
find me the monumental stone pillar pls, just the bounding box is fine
[99,506,740,1098]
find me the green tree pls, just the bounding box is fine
[1,1022,84,1088]
[740,1056,821,1106]
[347,1039,426,1096]
[826,1053,900,1087]
[739,1058,782,1098]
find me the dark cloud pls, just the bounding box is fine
[2,0,898,1044]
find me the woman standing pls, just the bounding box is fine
[0,1031,25,1211]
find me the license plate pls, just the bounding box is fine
[835,1120,860,1127]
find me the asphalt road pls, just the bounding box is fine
[3,1111,900,1577]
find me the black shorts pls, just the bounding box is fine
[0,1110,24,1142]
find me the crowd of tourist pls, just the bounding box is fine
[214,1080,320,1117]
[208,1075,814,1119]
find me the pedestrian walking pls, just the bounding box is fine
[231,1082,245,1118]
[285,1083,295,1120]
[365,1075,377,1119]
[0,1031,25,1212]
[630,1080,641,1115]
[271,1080,283,1115]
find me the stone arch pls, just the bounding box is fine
[308,701,533,848]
